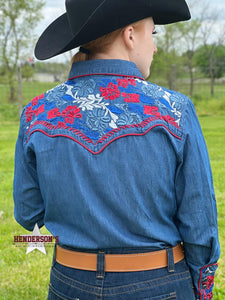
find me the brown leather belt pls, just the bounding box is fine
[55,244,184,272]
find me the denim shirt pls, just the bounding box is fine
[14,59,220,298]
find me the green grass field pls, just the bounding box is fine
[0,115,224,299]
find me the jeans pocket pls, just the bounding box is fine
[47,283,75,300]
[144,292,176,300]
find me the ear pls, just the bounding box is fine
[122,25,135,50]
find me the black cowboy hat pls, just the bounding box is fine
[35,0,191,60]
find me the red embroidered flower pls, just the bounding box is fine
[122,93,140,103]
[206,276,214,290]
[162,115,178,127]
[100,83,120,100]
[62,106,82,124]
[204,291,213,300]
[47,108,61,119]
[144,105,161,117]
[116,78,136,88]
[34,104,45,116]
[31,93,44,106]
[25,106,34,122]
[57,121,66,128]
[117,78,129,88]
[128,78,136,86]
[31,97,38,106]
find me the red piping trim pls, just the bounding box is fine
[26,123,181,155]
[198,263,218,300]
[68,73,144,81]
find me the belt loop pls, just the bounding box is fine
[166,247,175,273]
[96,251,105,279]
[52,243,57,267]
[95,251,105,299]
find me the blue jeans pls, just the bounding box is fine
[47,247,195,300]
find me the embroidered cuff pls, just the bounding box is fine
[197,263,218,300]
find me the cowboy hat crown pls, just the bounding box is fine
[35,0,191,60]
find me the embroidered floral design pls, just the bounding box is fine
[62,106,82,124]
[100,83,120,100]
[25,76,184,153]
[57,121,66,128]
[128,103,144,115]
[72,94,107,111]
[143,105,179,128]
[32,98,39,106]
[162,115,178,127]
[25,106,34,122]
[84,128,100,141]
[117,111,142,127]
[107,105,123,115]
[31,94,45,106]
[144,105,161,117]
[47,108,61,119]
[198,264,218,300]
[122,93,140,103]
[116,78,136,88]
[203,276,214,290]
[34,104,45,117]
[86,108,111,133]
[70,93,119,129]
[71,79,96,97]
[142,84,165,99]
[46,84,68,102]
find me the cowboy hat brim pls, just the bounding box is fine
[35,0,191,60]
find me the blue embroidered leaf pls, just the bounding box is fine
[158,98,172,109]
[72,79,96,97]
[62,94,75,101]
[65,80,75,86]
[107,105,123,114]
[128,103,144,114]
[86,108,110,132]
[44,102,56,110]
[85,128,100,140]
[139,95,155,104]
[73,119,86,130]
[46,85,68,102]
[37,113,47,121]
[117,113,132,126]
[105,127,112,133]
[142,84,165,99]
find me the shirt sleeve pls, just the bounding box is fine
[175,99,220,299]
[13,109,45,231]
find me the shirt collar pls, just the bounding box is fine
[68,59,144,81]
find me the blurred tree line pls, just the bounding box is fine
[150,0,225,97]
[0,0,45,103]
[16,61,69,82]
[0,0,225,112]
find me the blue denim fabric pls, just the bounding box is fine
[13,59,220,297]
[47,247,195,300]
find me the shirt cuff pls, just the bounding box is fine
[195,263,218,300]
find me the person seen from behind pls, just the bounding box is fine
[14,0,220,299]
